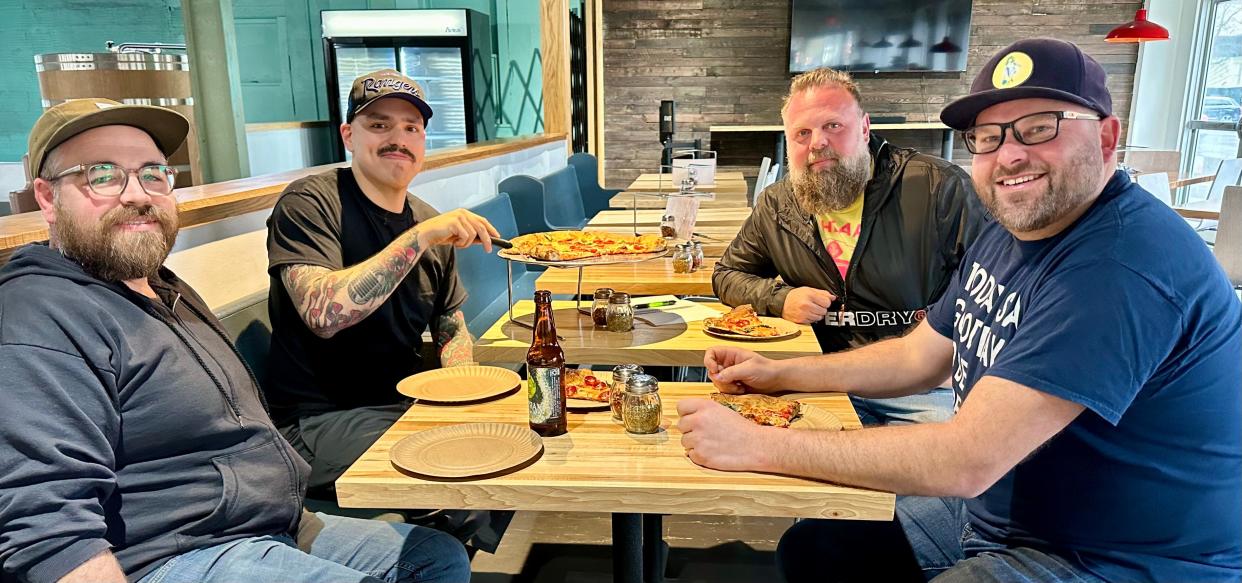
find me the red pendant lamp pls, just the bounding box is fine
[1106,8,1170,43]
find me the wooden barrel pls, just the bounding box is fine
[35,52,200,186]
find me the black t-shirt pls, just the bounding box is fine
[264,168,466,425]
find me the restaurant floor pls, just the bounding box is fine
[469,511,792,582]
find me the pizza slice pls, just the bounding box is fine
[703,304,782,337]
[564,368,612,402]
[710,393,801,428]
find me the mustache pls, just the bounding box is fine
[806,147,840,166]
[102,203,174,230]
[377,143,416,160]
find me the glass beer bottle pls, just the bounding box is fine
[526,290,567,436]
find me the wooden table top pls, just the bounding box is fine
[475,300,823,367]
[335,382,895,521]
[626,171,748,194]
[589,208,752,228]
[534,257,718,295]
[609,191,750,210]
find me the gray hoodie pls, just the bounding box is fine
[0,244,309,582]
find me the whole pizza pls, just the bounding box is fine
[508,231,666,262]
[710,393,802,428]
[703,304,781,337]
[564,368,611,402]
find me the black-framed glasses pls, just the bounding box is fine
[962,111,1102,154]
[50,163,178,197]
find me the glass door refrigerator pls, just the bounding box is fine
[322,9,495,159]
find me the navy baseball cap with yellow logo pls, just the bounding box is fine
[940,38,1112,130]
[346,69,433,123]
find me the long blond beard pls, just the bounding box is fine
[791,148,871,214]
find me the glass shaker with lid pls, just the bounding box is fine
[606,292,634,332]
[622,374,662,434]
[591,288,614,327]
[610,364,644,421]
[672,243,692,274]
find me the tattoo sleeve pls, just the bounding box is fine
[433,310,474,367]
[281,227,425,339]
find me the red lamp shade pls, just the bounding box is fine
[1106,9,1170,43]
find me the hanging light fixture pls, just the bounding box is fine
[1106,8,1170,43]
[930,36,962,53]
[899,35,923,48]
[872,36,893,48]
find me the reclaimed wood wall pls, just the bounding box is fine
[602,0,1142,187]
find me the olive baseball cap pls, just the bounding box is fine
[27,98,189,180]
[940,38,1112,131]
[346,69,434,123]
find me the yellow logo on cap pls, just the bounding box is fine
[992,52,1034,89]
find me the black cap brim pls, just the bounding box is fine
[351,93,434,124]
[940,87,1108,130]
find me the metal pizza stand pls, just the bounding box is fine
[498,246,669,329]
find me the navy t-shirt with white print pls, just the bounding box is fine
[926,171,1241,582]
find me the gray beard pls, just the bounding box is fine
[791,150,871,214]
[975,140,1102,233]
[54,201,179,282]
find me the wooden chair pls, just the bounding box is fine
[1123,149,1180,180]
[1134,172,1173,206]
[1215,186,1242,289]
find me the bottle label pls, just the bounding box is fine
[528,366,564,424]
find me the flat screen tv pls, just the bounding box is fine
[789,0,973,73]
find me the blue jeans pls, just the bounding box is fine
[139,512,471,583]
[852,387,956,426]
[777,496,1106,582]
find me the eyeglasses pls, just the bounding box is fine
[962,111,1102,154]
[50,163,178,197]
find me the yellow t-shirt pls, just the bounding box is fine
[816,194,864,281]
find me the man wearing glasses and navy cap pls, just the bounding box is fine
[0,99,470,582]
[680,38,1241,582]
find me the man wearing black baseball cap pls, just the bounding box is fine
[679,38,1241,582]
[263,69,509,551]
[0,100,470,582]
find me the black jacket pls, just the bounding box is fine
[0,244,308,583]
[713,135,987,352]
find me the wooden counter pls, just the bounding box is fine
[0,133,566,264]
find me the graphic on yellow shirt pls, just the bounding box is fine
[816,195,864,280]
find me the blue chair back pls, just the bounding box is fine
[568,152,621,217]
[457,193,528,331]
[497,174,553,235]
[540,166,587,229]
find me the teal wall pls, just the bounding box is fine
[0,0,185,162]
[0,0,543,162]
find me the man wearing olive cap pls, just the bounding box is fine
[0,99,470,582]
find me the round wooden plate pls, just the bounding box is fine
[790,404,843,431]
[396,366,521,403]
[390,423,544,480]
[703,316,801,341]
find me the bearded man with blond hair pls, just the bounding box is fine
[713,67,986,426]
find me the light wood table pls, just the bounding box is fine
[336,383,893,583]
[535,257,719,295]
[589,208,752,228]
[609,190,750,210]
[625,171,748,194]
[474,300,823,366]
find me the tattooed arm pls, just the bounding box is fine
[432,310,474,367]
[281,208,499,339]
